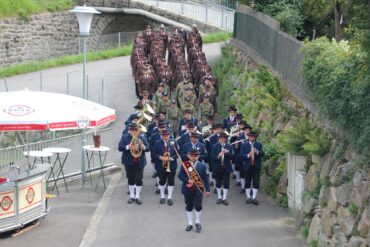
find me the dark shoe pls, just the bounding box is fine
[232,174,236,179]
[222,199,229,206]
[185,225,193,231]
[155,188,160,194]
[165,187,168,194]
[216,199,222,204]
[252,199,259,205]
[195,223,202,232]
[240,188,245,194]
[135,198,142,205]
[167,199,173,206]
[246,198,252,204]
[127,191,130,194]
[236,182,241,187]
[210,181,214,187]
[155,182,158,186]
[152,172,157,178]
[127,197,135,204]
[160,198,165,204]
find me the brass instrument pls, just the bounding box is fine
[129,103,154,158]
[230,138,247,145]
[230,124,240,135]
[201,125,212,136]
[250,142,256,166]
[163,150,171,173]
[130,124,147,158]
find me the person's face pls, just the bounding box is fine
[229,111,235,117]
[249,135,256,142]
[129,129,138,136]
[219,137,227,144]
[204,98,209,102]
[162,134,169,142]
[159,115,165,120]
[188,154,199,162]
[216,128,223,134]
[207,120,213,125]
[191,136,198,143]
[185,113,191,119]
[188,127,195,133]
[239,124,244,130]
[244,128,251,135]
[159,86,164,92]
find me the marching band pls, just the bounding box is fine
[119,24,265,232]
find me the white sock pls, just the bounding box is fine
[252,188,258,199]
[235,171,240,182]
[168,186,174,199]
[209,172,212,180]
[156,176,160,184]
[216,188,222,199]
[246,188,251,199]
[222,188,228,200]
[195,210,201,224]
[232,164,235,172]
[159,185,165,199]
[187,211,193,225]
[241,178,245,189]
[135,186,142,199]
[129,185,135,198]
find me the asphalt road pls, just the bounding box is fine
[0,42,306,247]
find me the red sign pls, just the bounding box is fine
[26,187,35,204]
[0,196,13,211]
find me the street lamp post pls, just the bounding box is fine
[70,5,100,99]
[70,5,100,183]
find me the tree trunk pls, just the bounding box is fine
[334,0,344,40]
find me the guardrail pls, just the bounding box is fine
[134,0,235,32]
[0,127,117,182]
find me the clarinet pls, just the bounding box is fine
[251,142,256,166]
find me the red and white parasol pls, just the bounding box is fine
[0,90,116,131]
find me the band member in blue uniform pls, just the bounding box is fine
[178,109,199,136]
[223,105,237,132]
[211,132,233,205]
[205,123,224,187]
[181,132,207,162]
[235,123,252,193]
[178,148,210,232]
[240,131,264,205]
[118,123,149,205]
[177,122,204,151]
[153,130,178,206]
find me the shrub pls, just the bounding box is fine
[300,225,309,239]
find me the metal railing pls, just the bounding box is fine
[0,127,118,181]
[134,0,235,32]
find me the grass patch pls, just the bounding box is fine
[0,0,77,19]
[202,32,232,44]
[0,45,133,77]
[300,225,309,239]
[349,203,359,215]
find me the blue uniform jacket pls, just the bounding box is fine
[177,132,204,150]
[240,141,264,171]
[153,139,178,172]
[211,142,234,173]
[118,133,149,168]
[223,117,236,132]
[178,161,210,197]
[177,117,199,134]
[181,142,207,162]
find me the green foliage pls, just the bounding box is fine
[0,0,77,18]
[349,203,359,215]
[202,32,232,44]
[309,240,318,247]
[302,37,370,166]
[300,225,309,239]
[279,193,288,208]
[302,129,330,156]
[320,179,330,189]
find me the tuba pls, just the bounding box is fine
[130,124,147,158]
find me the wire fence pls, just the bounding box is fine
[233,6,311,100]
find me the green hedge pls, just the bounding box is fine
[301,37,370,166]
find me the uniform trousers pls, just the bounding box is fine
[244,166,261,189]
[125,165,144,186]
[158,170,176,186]
[184,190,203,211]
[214,170,230,189]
